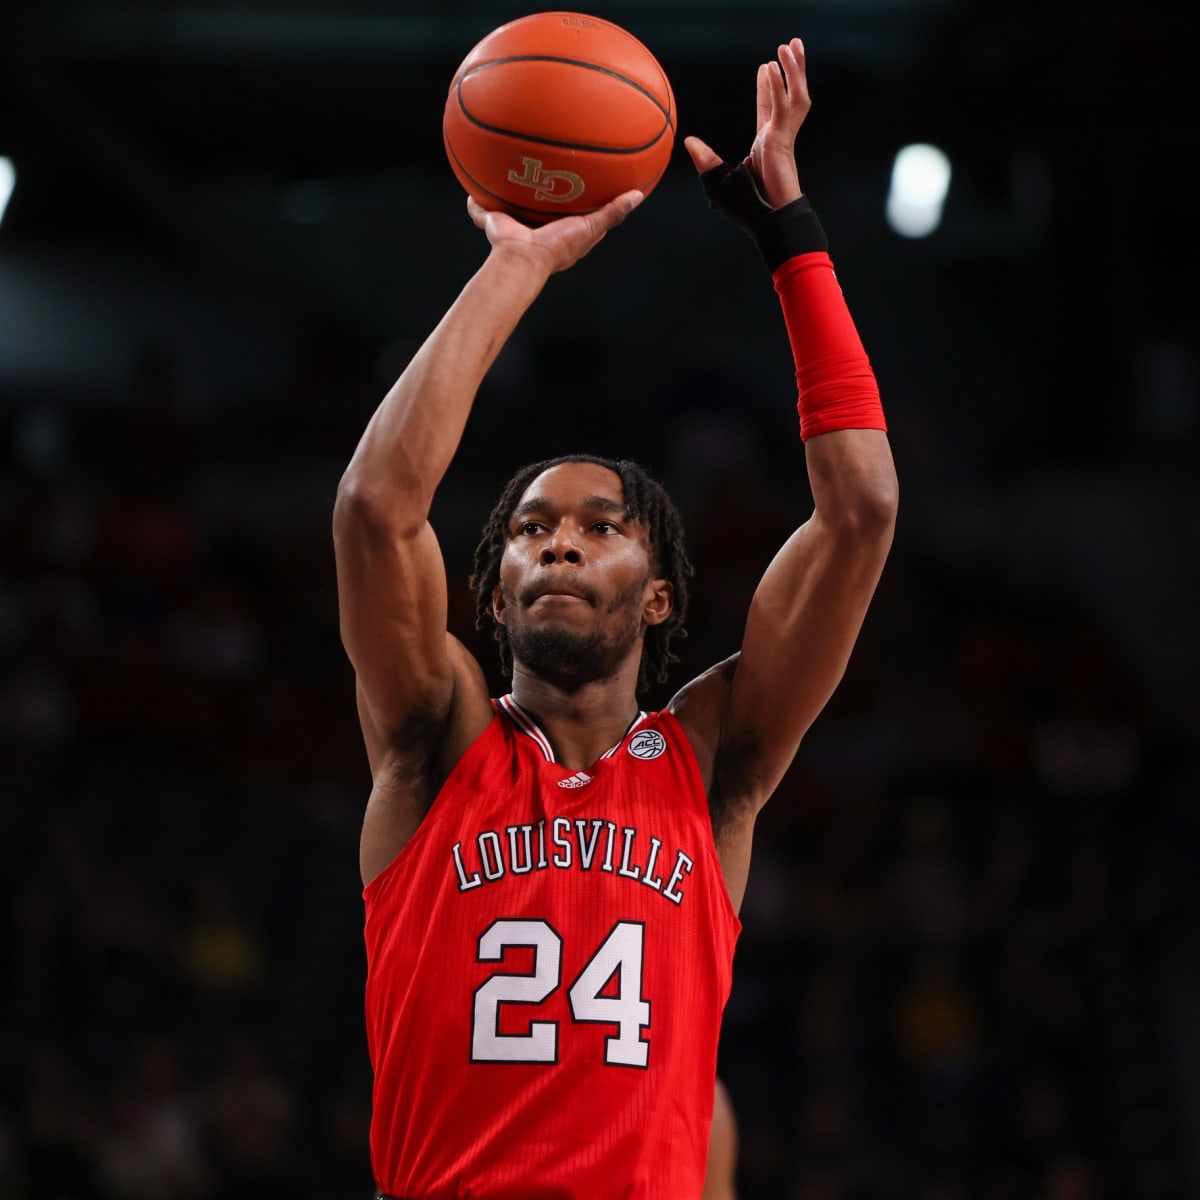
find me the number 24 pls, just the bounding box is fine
[472,919,651,1068]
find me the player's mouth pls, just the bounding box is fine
[526,583,598,607]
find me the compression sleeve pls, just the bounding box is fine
[773,250,888,443]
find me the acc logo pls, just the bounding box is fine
[508,156,585,204]
[628,730,666,761]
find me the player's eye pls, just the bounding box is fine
[593,521,617,535]
[519,521,544,536]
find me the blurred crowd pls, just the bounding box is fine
[2,329,1197,1200]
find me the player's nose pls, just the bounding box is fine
[539,524,583,566]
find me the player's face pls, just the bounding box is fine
[493,463,671,687]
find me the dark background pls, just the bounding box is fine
[2,1,1198,1198]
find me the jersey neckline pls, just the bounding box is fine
[497,694,649,766]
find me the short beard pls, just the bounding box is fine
[507,625,625,690]
[505,577,647,690]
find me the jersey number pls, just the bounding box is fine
[471,919,650,1068]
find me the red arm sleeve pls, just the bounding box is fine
[773,250,887,442]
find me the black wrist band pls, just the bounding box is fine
[755,197,828,272]
[699,160,829,272]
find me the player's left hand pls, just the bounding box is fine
[685,37,811,209]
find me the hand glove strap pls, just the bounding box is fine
[699,161,828,272]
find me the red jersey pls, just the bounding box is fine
[363,696,741,1200]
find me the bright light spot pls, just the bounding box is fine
[0,158,14,228]
[886,143,951,238]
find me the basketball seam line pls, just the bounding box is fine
[452,93,673,155]
[456,54,676,127]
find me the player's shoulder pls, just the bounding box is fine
[667,653,739,725]
[668,653,740,708]
[666,653,740,783]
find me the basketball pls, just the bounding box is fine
[443,12,676,224]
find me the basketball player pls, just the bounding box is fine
[334,37,896,1200]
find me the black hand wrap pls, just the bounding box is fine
[699,160,828,273]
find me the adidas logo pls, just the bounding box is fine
[557,771,593,789]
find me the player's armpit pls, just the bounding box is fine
[358,638,494,885]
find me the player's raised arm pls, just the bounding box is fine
[681,40,898,846]
[334,193,642,869]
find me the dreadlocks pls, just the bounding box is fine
[470,454,693,694]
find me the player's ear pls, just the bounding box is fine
[643,578,673,627]
[492,584,507,626]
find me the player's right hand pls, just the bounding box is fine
[467,190,643,275]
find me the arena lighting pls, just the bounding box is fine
[0,158,14,228]
[886,143,951,238]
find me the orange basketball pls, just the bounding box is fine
[443,11,676,224]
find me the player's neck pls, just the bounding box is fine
[509,668,643,770]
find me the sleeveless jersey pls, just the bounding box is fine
[363,697,741,1200]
